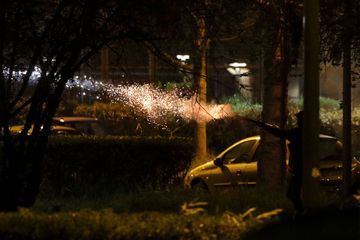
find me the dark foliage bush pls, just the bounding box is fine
[41,136,194,195]
[207,117,260,154]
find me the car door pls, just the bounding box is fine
[214,139,257,188]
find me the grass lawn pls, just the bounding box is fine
[0,188,358,239]
[33,187,294,214]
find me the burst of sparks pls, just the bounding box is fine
[5,67,234,127]
[104,83,234,126]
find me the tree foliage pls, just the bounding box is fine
[0,0,177,211]
[320,0,360,67]
[2,0,353,211]
[320,0,360,199]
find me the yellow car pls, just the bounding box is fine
[184,135,360,193]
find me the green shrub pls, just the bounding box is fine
[222,94,262,118]
[226,96,344,127]
[223,96,360,153]
[42,136,194,195]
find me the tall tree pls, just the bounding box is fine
[342,0,353,200]
[254,0,303,188]
[0,0,175,211]
[302,0,321,209]
[143,0,254,162]
[320,0,360,200]
[193,8,210,161]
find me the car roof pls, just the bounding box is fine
[217,135,260,158]
[253,134,338,141]
[319,134,338,140]
[10,125,79,133]
[227,134,338,150]
[216,134,339,159]
[53,116,99,123]
[242,135,261,141]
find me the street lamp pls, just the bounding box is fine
[229,62,247,68]
[176,54,190,62]
[176,54,191,83]
[227,62,252,100]
[226,62,248,76]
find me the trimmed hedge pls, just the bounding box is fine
[42,136,194,195]
[71,98,360,155]
[73,102,193,136]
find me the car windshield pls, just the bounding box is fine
[223,140,256,164]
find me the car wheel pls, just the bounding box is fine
[191,180,209,194]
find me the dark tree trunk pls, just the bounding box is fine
[302,0,321,209]
[0,0,166,212]
[258,44,288,187]
[0,67,72,211]
[257,3,292,188]
[0,110,50,210]
[0,134,20,211]
[194,16,209,162]
[342,0,353,200]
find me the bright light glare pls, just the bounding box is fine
[229,62,247,68]
[176,54,190,62]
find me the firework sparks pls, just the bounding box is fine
[5,67,234,126]
[104,83,234,125]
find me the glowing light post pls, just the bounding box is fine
[176,54,190,62]
[176,54,190,83]
[226,62,251,100]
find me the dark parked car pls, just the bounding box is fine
[9,125,83,136]
[53,117,109,136]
